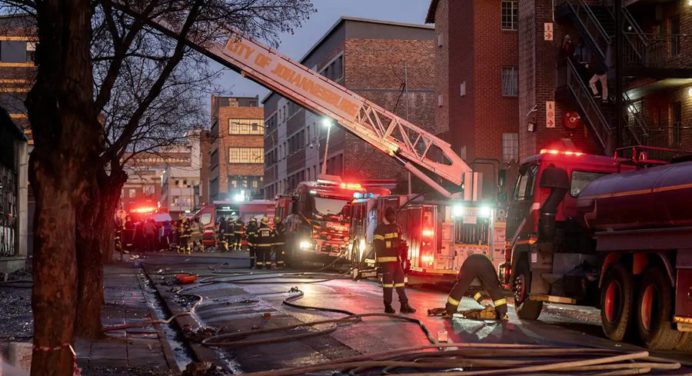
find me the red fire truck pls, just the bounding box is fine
[506,146,692,351]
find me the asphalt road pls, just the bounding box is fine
[141,252,692,374]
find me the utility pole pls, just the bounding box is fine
[614,0,624,150]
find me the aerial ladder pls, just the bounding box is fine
[114,3,473,199]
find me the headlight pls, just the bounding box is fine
[299,240,312,250]
[452,204,465,218]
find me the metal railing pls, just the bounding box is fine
[566,59,614,150]
[622,92,649,145]
[644,122,692,148]
[560,0,610,59]
[626,33,692,69]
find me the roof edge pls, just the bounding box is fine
[425,0,440,23]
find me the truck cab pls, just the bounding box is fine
[508,149,628,319]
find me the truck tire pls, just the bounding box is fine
[513,259,543,320]
[635,267,681,350]
[600,263,633,342]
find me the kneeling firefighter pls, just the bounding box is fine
[374,207,416,314]
[445,254,508,320]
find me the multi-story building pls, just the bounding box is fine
[519,0,692,159]
[263,17,437,198]
[159,130,208,216]
[209,96,265,202]
[0,109,28,273]
[426,0,520,199]
[0,15,37,259]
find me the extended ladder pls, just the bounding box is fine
[116,4,472,198]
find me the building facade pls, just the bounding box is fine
[519,0,692,159]
[159,130,208,216]
[0,108,28,273]
[209,96,265,202]
[263,17,437,198]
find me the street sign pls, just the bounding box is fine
[546,101,556,128]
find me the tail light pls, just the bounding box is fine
[421,228,434,238]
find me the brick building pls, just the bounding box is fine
[520,0,692,159]
[426,0,520,161]
[209,96,265,201]
[263,17,437,198]
[426,0,520,199]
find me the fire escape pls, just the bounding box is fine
[556,0,662,152]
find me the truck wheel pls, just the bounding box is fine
[513,259,543,320]
[635,267,681,350]
[600,263,633,342]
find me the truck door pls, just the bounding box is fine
[507,163,538,243]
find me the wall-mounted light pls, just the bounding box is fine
[688,87,692,97]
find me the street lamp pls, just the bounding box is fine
[320,117,334,176]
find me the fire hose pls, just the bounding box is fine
[106,264,683,375]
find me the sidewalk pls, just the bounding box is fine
[1,264,179,376]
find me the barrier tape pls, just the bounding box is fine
[33,343,81,376]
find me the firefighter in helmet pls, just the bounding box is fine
[273,217,286,268]
[224,217,235,252]
[179,218,192,255]
[232,217,244,251]
[444,254,508,320]
[246,217,259,268]
[374,207,416,314]
[255,217,274,269]
[218,216,228,252]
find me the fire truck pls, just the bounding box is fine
[119,7,505,277]
[506,146,692,351]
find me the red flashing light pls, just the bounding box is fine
[340,182,362,190]
[131,206,156,214]
[539,149,583,157]
[421,228,434,238]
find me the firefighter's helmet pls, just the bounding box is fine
[274,217,281,224]
[261,216,269,224]
[250,217,257,223]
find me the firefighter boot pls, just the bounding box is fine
[384,303,395,314]
[400,302,416,314]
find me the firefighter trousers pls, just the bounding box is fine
[381,261,408,305]
[445,254,507,316]
[256,246,272,269]
[233,233,242,250]
[274,242,286,268]
[223,234,233,251]
[249,245,256,268]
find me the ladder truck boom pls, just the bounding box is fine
[115,4,471,198]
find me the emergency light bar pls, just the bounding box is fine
[540,149,584,157]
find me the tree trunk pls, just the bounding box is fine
[74,169,126,339]
[29,159,79,376]
[27,0,98,374]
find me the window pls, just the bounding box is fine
[128,189,136,198]
[228,147,264,163]
[501,66,518,97]
[502,133,519,163]
[0,40,31,63]
[320,54,344,81]
[513,164,537,201]
[501,0,518,31]
[570,171,606,197]
[229,118,264,135]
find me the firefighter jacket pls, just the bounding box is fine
[181,221,191,238]
[254,224,274,250]
[273,222,286,245]
[373,222,403,263]
[234,220,244,235]
[246,221,259,244]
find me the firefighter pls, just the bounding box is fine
[225,217,235,252]
[255,217,274,269]
[273,217,286,268]
[218,217,228,252]
[232,217,244,250]
[374,207,416,314]
[190,218,203,252]
[179,218,192,254]
[246,217,259,268]
[445,254,508,320]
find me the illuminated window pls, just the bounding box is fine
[229,118,264,135]
[228,147,264,163]
[501,0,518,31]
